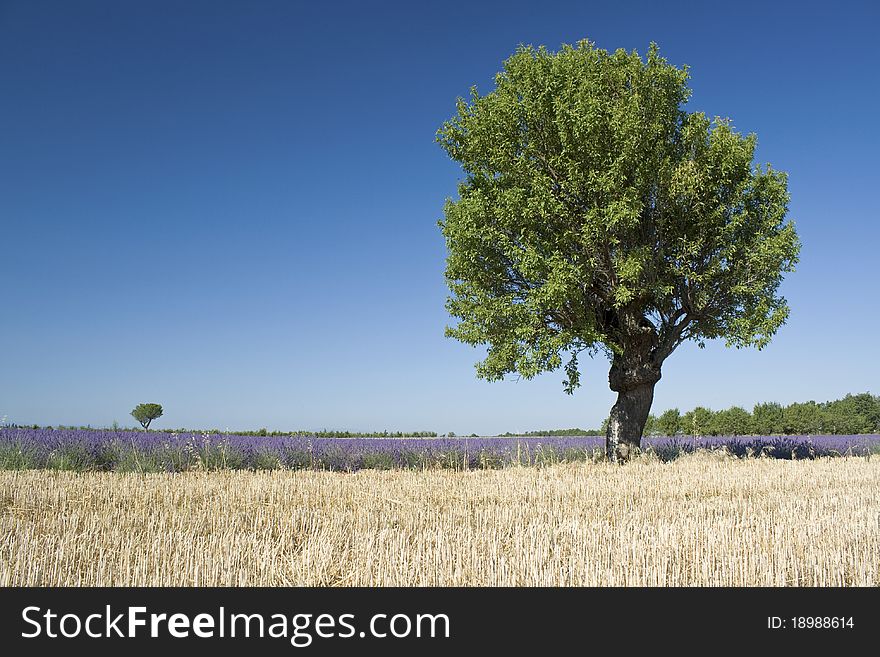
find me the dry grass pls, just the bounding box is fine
[2,453,878,586]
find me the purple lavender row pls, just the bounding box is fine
[0,428,878,472]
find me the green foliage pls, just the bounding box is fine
[821,394,876,434]
[645,392,880,437]
[279,393,878,442]
[711,406,753,436]
[782,401,823,435]
[130,403,163,430]
[437,39,799,391]
[682,407,714,437]
[655,408,682,436]
[752,402,784,435]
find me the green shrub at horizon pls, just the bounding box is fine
[643,392,880,437]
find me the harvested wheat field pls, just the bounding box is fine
[2,453,878,586]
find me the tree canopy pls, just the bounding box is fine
[438,40,799,392]
[131,403,163,430]
[437,40,800,460]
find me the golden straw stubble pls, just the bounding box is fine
[2,453,878,586]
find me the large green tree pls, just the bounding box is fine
[437,40,800,461]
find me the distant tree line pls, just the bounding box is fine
[498,393,880,437]
[644,393,880,436]
[501,428,605,437]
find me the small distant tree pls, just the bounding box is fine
[131,403,163,430]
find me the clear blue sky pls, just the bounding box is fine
[2,0,878,433]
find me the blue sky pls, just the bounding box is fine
[2,0,878,433]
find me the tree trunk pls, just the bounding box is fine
[605,381,656,462]
[602,308,667,462]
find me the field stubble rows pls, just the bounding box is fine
[2,453,878,586]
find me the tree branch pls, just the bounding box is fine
[652,309,691,364]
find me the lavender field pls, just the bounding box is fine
[1,428,878,472]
